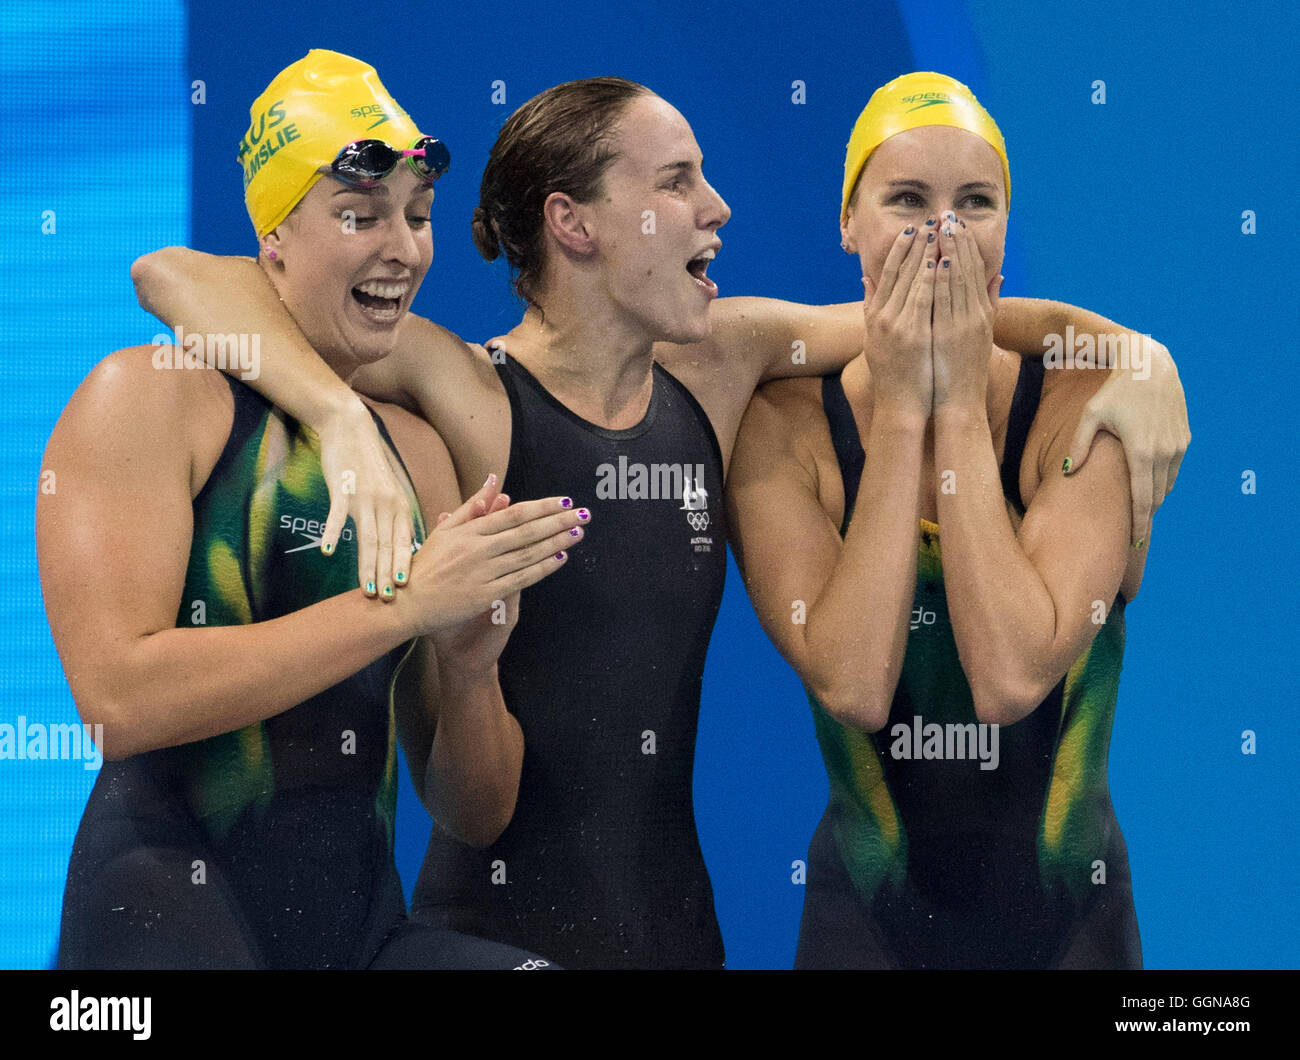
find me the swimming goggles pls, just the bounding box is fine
[324,136,451,187]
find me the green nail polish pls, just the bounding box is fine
[1133,539,1144,551]
[322,542,334,555]
[1062,457,1073,475]
[381,585,394,598]
[365,580,376,594]
[394,571,406,584]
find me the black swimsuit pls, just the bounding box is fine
[794,361,1142,969]
[411,352,729,969]
[58,376,550,970]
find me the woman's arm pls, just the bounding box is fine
[726,385,925,732]
[39,351,586,761]
[698,290,1188,542]
[929,226,1133,724]
[934,408,1130,725]
[394,636,523,849]
[37,350,421,760]
[998,296,1189,546]
[380,417,529,849]
[131,247,421,597]
[726,226,936,731]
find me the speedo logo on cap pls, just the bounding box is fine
[350,103,392,129]
[902,92,953,111]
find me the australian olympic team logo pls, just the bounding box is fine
[682,471,710,531]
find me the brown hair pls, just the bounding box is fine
[471,77,652,307]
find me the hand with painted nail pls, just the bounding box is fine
[931,217,1000,409]
[405,479,590,651]
[315,397,417,600]
[859,221,937,417]
[1064,336,1188,547]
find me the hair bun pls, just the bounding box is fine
[471,205,501,262]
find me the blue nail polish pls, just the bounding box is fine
[365,581,376,594]
[927,233,935,243]
[942,259,950,269]
[394,571,406,583]
[925,217,936,226]
[904,224,914,235]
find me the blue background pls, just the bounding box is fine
[2,0,1295,969]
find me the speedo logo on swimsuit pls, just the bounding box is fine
[280,513,354,553]
[50,991,151,1040]
[279,513,422,555]
[889,714,1000,771]
[512,959,551,971]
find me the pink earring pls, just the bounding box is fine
[265,245,277,260]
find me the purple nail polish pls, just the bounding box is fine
[568,527,581,537]
[555,551,567,561]
[577,508,590,521]
[560,498,573,509]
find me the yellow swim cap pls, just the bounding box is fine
[239,49,424,237]
[841,72,1009,223]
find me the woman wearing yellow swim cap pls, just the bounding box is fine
[726,72,1153,968]
[131,71,1184,968]
[44,50,581,969]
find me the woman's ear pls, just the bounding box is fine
[840,215,857,254]
[542,191,597,257]
[262,228,283,263]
